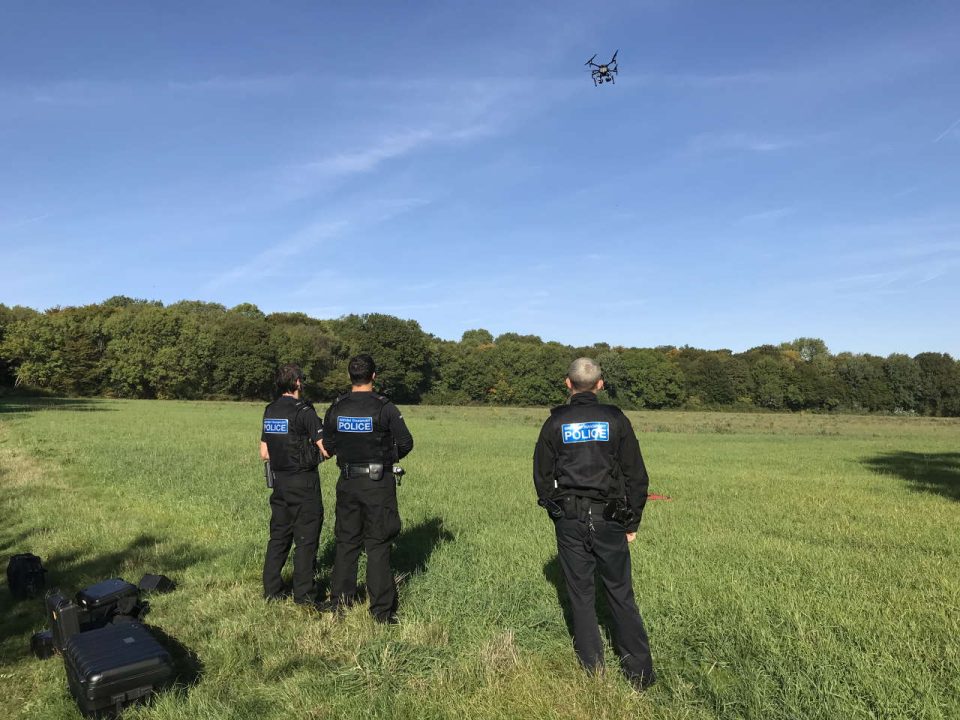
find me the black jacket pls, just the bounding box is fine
[533,392,649,531]
[322,391,414,466]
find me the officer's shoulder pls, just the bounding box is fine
[295,399,315,411]
[371,391,395,408]
[332,392,351,406]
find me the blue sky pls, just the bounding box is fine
[1,1,958,356]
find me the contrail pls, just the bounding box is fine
[934,116,960,143]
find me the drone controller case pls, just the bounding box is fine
[62,622,173,718]
[76,578,141,621]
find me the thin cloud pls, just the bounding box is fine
[209,195,429,294]
[203,220,349,293]
[0,212,53,231]
[934,117,960,143]
[686,131,798,155]
[166,74,300,94]
[738,207,796,225]
[275,79,541,204]
[298,130,436,180]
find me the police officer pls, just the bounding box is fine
[260,363,326,606]
[321,354,414,623]
[533,357,655,690]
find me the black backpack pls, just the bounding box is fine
[6,553,48,600]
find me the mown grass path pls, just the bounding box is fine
[1,399,958,719]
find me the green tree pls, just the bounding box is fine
[2,304,114,394]
[210,306,275,399]
[0,304,39,387]
[324,314,433,403]
[914,352,960,416]
[607,348,685,409]
[267,313,339,399]
[884,354,922,413]
[835,353,894,412]
[750,356,786,409]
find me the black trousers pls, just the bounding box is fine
[330,473,401,619]
[554,512,655,685]
[263,471,323,604]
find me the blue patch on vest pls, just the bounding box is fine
[338,416,373,433]
[263,418,288,434]
[562,421,610,444]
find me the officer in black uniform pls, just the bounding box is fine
[321,354,414,623]
[260,363,326,606]
[533,357,655,690]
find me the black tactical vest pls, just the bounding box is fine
[328,392,392,465]
[262,396,321,472]
[550,399,625,500]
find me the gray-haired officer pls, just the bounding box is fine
[260,363,325,606]
[533,357,655,689]
[321,354,414,623]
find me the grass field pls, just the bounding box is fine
[1,398,958,719]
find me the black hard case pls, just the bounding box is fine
[76,578,140,621]
[62,622,173,718]
[46,591,82,650]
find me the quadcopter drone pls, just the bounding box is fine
[585,50,618,86]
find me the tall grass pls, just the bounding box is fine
[1,399,958,719]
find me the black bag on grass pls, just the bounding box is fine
[62,622,173,718]
[6,553,47,599]
[138,573,176,594]
[31,629,56,659]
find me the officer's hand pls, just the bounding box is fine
[626,532,637,543]
[318,440,331,459]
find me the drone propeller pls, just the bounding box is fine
[585,54,597,66]
[610,49,618,65]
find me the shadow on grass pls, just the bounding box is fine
[862,451,960,501]
[543,555,618,651]
[148,624,204,690]
[0,396,112,415]
[0,533,214,664]
[313,516,454,601]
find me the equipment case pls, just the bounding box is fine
[62,622,173,718]
[76,578,141,622]
[46,591,82,651]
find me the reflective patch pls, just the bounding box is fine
[338,416,373,433]
[561,421,610,444]
[263,418,288,434]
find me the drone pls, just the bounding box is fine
[585,50,618,86]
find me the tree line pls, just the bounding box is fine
[1,297,958,416]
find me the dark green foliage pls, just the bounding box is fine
[835,353,894,412]
[0,304,39,387]
[1,300,958,415]
[915,352,960,416]
[600,348,685,409]
[324,314,433,403]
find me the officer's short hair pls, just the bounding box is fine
[276,364,305,394]
[567,357,602,392]
[348,354,376,385]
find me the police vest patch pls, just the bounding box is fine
[263,419,289,434]
[338,416,373,433]
[562,421,610,444]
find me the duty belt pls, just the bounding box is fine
[341,463,385,478]
[562,496,609,521]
